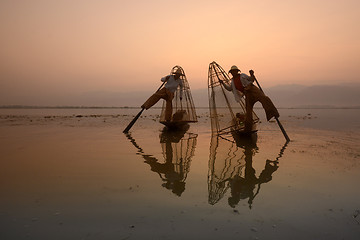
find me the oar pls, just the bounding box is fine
[252,74,290,142]
[123,82,165,133]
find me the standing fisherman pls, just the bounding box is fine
[141,69,184,122]
[220,65,279,132]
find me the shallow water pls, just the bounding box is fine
[0,108,359,239]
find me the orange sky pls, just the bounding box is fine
[1,0,359,102]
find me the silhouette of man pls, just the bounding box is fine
[220,65,279,131]
[141,69,184,121]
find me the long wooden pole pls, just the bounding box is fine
[123,82,165,133]
[253,75,290,142]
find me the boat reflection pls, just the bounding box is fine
[208,132,287,208]
[125,128,198,196]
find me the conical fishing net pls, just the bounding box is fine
[160,66,197,123]
[208,61,259,135]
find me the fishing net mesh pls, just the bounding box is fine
[160,132,198,183]
[208,135,246,205]
[208,61,259,135]
[160,66,197,123]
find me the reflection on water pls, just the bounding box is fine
[208,132,288,208]
[125,128,198,196]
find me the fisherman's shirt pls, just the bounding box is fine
[238,73,253,89]
[161,75,183,93]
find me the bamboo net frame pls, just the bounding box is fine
[160,66,197,124]
[208,61,259,135]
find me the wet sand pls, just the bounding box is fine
[0,108,359,239]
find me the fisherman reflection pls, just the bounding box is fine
[209,133,283,208]
[228,134,279,208]
[125,128,197,196]
[228,157,278,208]
[145,129,186,196]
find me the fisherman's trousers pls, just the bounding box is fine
[142,88,174,121]
[244,84,279,131]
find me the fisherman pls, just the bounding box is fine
[219,65,279,131]
[141,69,184,122]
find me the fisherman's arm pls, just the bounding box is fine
[161,75,171,82]
[248,70,255,82]
[219,79,233,91]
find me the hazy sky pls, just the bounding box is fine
[1,0,360,104]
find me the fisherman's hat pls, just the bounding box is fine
[173,68,185,76]
[229,65,241,73]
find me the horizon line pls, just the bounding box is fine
[1,105,359,110]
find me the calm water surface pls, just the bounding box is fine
[0,108,359,239]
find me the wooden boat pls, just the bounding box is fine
[160,121,190,130]
[208,61,259,136]
[159,66,197,129]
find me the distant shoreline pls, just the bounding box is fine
[1,105,359,110]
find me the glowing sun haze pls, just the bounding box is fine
[1,0,359,104]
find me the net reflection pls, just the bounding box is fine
[125,129,198,196]
[208,133,288,208]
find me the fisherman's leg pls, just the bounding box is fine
[141,88,167,109]
[247,85,279,121]
[165,100,173,121]
[244,93,255,131]
[164,90,174,121]
[256,90,279,121]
